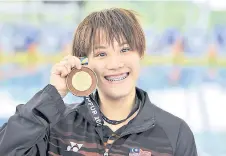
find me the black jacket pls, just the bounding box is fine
[0,84,198,156]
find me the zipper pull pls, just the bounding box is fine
[104,152,108,156]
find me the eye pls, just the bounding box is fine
[96,52,107,57]
[121,47,131,53]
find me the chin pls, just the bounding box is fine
[101,85,135,100]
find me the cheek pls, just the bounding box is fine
[128,59,141,74]
[132,65,141,79]
[88,62,104,77]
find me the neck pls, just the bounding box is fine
[98,88,136,121]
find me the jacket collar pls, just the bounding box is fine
[77,87,156,130]
[124,87,156,133]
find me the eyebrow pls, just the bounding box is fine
[94,45,107,50]
[120,42,129,46]
[94,42,129,49]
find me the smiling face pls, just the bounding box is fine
[87,31,141,100]
[72,8,146,100]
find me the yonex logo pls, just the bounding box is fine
[66,142,83,152]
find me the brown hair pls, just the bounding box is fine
[72,8,146,57]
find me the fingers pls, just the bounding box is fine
[63,55,82,70]
[52,63,68,77]
[51,55,82,77]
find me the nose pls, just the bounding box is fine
[106,54,124,70]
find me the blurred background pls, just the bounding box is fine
[0,0,226,155]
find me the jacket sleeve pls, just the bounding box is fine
[175,120,198,156]
[0,84,66,156]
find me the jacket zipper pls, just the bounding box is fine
[104,119,155,155]
[95,127,109,156]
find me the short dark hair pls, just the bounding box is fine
[72,8,146,57]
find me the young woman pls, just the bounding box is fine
[0,8,197,156]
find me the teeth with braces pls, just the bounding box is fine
[106,76,127,81]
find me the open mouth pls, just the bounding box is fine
[104,72,129,82]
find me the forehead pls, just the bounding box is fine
[93,29,127,46]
